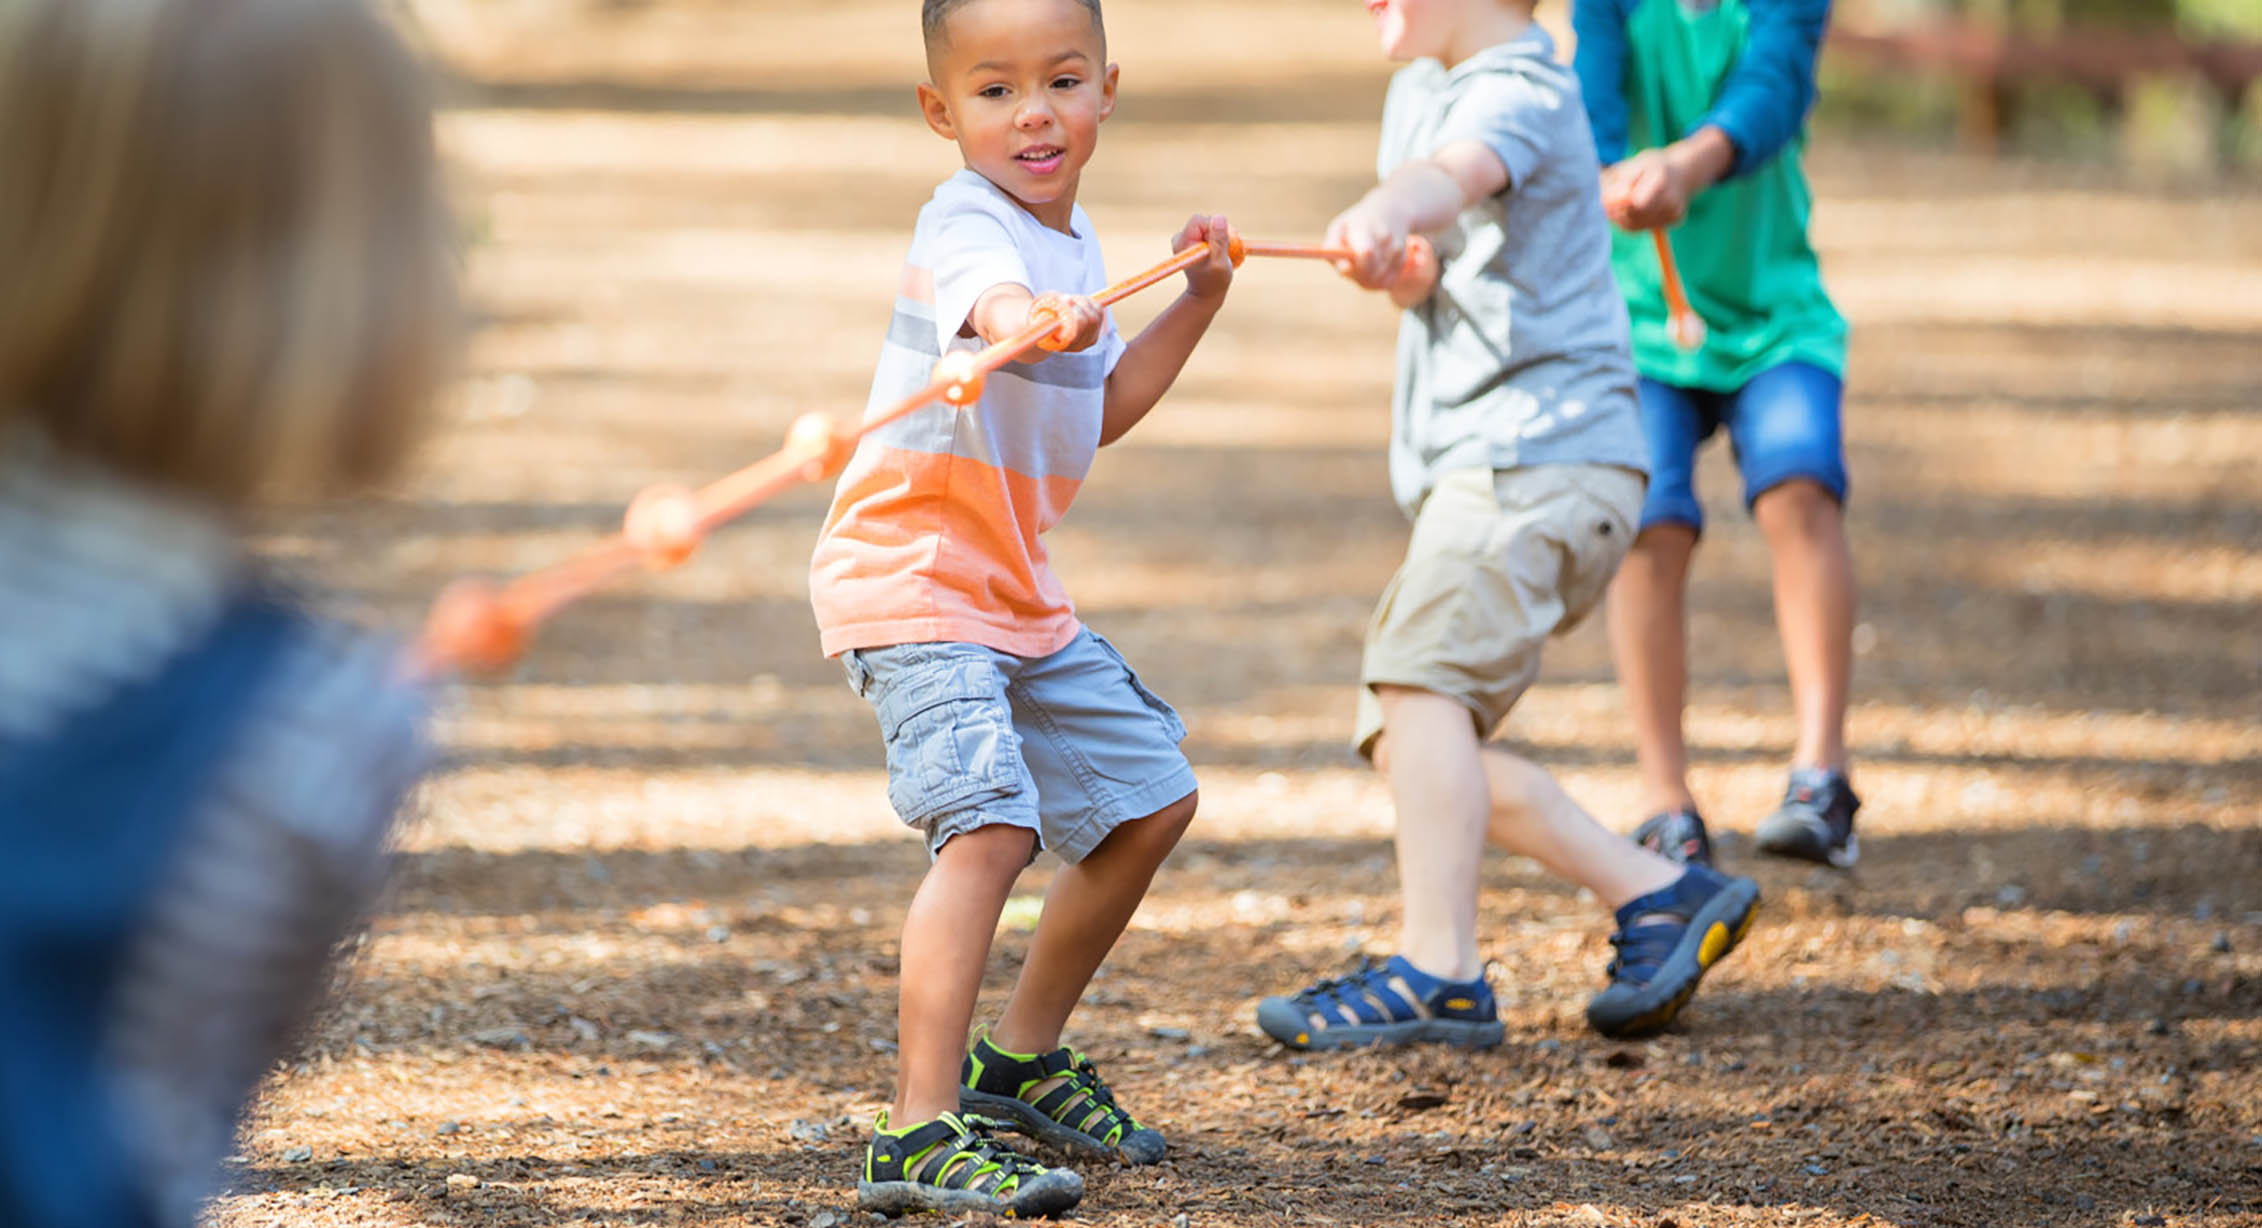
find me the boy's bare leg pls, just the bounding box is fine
[1475,743,1681,905]
[1372,686,1493,982]
[988,792,1197,1054]
[1605,523,1701,818]
[1751,479,1854,772]
[894,822,1037,1126]
[1374,687,1682,983]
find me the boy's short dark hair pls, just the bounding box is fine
[922,0,1104,54]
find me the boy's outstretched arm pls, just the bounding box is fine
[1324,141,1506,305]
[967,284,1107,353]
[1100,214,1234,447]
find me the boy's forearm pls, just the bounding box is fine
[1100,290,1223,446]
[1360,160,1475,238]
[968,284,1036,346]
[1665,126,1736,198]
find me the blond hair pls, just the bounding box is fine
[0,0,458,508]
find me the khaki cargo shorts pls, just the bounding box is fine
[1355,463,1645,758]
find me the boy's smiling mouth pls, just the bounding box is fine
[1014,144,1067,174]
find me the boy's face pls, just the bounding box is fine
[918,0,1116,228]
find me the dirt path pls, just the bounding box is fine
[213,3,2260,1225]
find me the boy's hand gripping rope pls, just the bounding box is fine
[413,232,1435,677]
[1600,175,1709,352]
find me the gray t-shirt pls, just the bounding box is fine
[1378,24,1646,518]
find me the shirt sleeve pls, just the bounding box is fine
[1377,69,1414,181]
[1697,0,1832,178]
[1430,67,1565,192]
[928,187,1033,354]
[1571,0,1638,167]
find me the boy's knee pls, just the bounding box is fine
[936,821,1038,873]
[1140,790,1198,842]
[1100,790,1197,861]
[1623,521,1699,570]
[1753,478,1843,535]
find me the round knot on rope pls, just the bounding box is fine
[785,412,854,481]
[422,579,527,674]
[624,484,702,570]
[934,351,986,407]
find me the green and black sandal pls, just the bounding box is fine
[960,1035,1167,1164]
[857,1109,1083,1219]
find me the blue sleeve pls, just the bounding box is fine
[1698,0,1832,178]
[1570,0,1637,166]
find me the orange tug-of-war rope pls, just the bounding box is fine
[413,232,1437,677]
[1651,228,1708,352]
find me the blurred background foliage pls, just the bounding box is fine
[1851,0,2262,36]
[2167,0,2262,40]
[1819,0,2262,172]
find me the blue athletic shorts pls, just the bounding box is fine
[1635,361,1847,533]
[842,628,1197,863]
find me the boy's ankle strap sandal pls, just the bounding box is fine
[962,1039,1166,1164]
[1586,868,1761,1040]
[1030,1053,1135,1143]
[1606,922,1685,982]
[869,1115,1037,1192]
[858,1110,1083,1218]
[1253,955,1504,1052]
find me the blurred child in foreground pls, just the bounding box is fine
[0,0,457,1223]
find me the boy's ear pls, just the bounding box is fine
[917,82,957,141]
[1097,62,1119,122]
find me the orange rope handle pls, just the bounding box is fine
[1650,229,1707,352]
[1235,236,1436,284]
[1599,166,1709,353]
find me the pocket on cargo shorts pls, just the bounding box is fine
[862,649,1024,828]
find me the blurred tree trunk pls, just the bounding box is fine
[1959,77,2013,155]
[1957,0,2012,154]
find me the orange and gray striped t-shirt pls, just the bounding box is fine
[810,170,1124,659]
